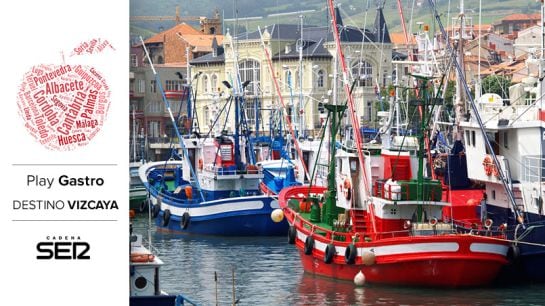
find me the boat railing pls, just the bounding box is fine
[150,187,200,205]
[204,164,263,177]
[175,294,199,306]
[521,155,545,183]
[373,180,443,202]
[477,100,539,123]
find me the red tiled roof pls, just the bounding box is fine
[502,13,540,21]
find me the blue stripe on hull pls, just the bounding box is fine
[486,204,545,282]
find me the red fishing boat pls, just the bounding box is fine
[278,73,510,287]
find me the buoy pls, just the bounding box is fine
[129,209,136,219]
[271,208,284,223]
[354,270,366,286]
[361,251,376,266]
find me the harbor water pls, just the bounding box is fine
[132,215,545,305]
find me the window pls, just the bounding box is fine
[148,120,161,138]
[295,69,301,89]
[211,74,218,92]
[202,75,209,93]
[148,101,163,114]
[471,131,476,147]
[239,59,260,95]
[204,106,210,127]
[351,60,372,86]
[316,69,325,88]
[138,80,145,93]
[503,131,509,149]
[465,130,471,146]
[285,70,292,91]
[150,80,157,93]
[165,80,183,91]
[244,98,261,128]
[367,102,372,121]
[130,54,138,67]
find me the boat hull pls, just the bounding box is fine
[486,204,545,282]
[292,230,507,287]
[152,195,288,236]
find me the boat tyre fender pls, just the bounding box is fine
[507,244,520,264]
[324,243,336,264]
[304,236,314,255]
[181,212,191,229]
[287,226,296,244]
[152,203,160,218]
[345,243,357,264]
[139,200,148,213]
[162,209,171,227]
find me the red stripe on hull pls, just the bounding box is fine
[297,250,504,287]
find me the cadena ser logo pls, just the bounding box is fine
[36,235,90,260]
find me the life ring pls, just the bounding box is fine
[130,253,155,263]
[162,209,171,227]
[287,226,296,244]
[152,203,160,218]
[343,179,352,201]
[304,236,314,255]
[198,158,203,171]
[345,243,357,264]
[482,155,494,176]
[181,212,191,229]
[139,200,148,213]
[324,243,336,264]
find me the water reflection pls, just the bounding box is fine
[133,215,545,305]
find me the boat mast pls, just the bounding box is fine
[132,108,137,162]
[298,14,304,137]
[454,0,467,142]
[327,0,371,197]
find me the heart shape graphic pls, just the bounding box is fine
[17,63,111,150]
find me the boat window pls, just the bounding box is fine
[465,130,470,146]
[492,190,496,200]
[350,159,358,171]
[503,131,509,149]
[471,131,476,147]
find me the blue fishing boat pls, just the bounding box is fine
[138,38,287,236]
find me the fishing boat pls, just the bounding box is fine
[424,0,545,282]
[130,215,197,305]
[279,85,510,287]
[279,3,510,283]
[459,57,545,282]
[137,38,287,236]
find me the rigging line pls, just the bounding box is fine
[140,36,205,201]
[258,26,311,182]
[327,0,371,199]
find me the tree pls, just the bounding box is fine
[481,75,511,99]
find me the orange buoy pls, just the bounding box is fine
[185,185,193,199]
[129,209,136,219]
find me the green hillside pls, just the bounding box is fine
[130,0,542,37]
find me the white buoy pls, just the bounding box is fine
[354,270,365,286]
[271,208,284,223]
